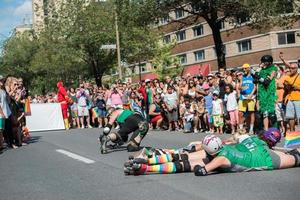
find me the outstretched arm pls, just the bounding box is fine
[194,156,231,176]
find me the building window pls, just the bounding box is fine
[217,20,225,30]
[178,54,187,64]
[193,25,204,37]
[175,9,184,19]
[163,35,171,44]
[160,15,170,25]
[194,50,205,61]
[278,32,295,45]
[176,30,186,41]
[237,40,252,52]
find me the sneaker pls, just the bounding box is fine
[81,125,85,129]
[115,125,120,130]
[194,129,199,134]
[88,125,93,129]
[98,125,103,129]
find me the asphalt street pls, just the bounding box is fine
[0,128,299,200]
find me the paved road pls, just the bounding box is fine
[0,128,299,200]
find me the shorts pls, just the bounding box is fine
[150,115,162,124]
[98,109,107,118]
[78,106,89,117]
[0,118,5,130]
[238,99,256,112]
[228,109,239,125]
[285,100,300,120]
[167,109,178,122]
[213,115,224,127]
[275,103,284,121]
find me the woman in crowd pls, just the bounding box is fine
[148,94,163,130]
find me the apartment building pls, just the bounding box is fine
[128,6,300,82]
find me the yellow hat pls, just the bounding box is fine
[242,63,251,68]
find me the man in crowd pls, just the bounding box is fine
[284,63,300,131]
[256,55,278,130]
[57,81,71,130]
[238,63,256,134]
[76,83,92,129]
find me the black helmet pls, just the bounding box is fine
[261,55,273,64]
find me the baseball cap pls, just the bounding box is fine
[242,63,251,68]
[145,79,151,83]
[213,90,219,96]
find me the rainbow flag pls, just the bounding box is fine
[284,131,300,148]
[24,98,31,116]
[92,107,100,118]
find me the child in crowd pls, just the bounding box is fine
[203,84,213,133]
[212,91,224,134]
[224,84,239,134]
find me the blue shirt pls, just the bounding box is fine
[240,75,255,100]
[204,95,213,109]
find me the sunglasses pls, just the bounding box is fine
[289,67,297,69]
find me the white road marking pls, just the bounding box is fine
[56,149,95,164]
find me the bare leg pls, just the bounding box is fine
[289,119,295,131]
[272,150,296,169]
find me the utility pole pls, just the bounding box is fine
[115,6,122,80]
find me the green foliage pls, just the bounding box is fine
[152,42,183,80]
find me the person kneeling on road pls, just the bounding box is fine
[99,107,149,154]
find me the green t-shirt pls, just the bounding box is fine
[116,109,134,124]
[217,136,273,172]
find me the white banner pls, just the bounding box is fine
[26,103,65,132]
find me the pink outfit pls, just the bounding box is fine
[229,109,239,125]
[110,92,123,106]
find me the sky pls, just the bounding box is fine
[0,0,32,40]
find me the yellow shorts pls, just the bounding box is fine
[238,99,256,112]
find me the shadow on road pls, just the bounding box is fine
[27,136,42,144]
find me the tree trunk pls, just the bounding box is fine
[91,60,102,87]
[205,12,226,70]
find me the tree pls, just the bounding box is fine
[152,42,183,80]
[139,0,300,69]
[0,30,38,86]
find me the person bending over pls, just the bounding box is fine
[99,107,148,154]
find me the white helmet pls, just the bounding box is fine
[202,135,223,155]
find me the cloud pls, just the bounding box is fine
[14,0,32,17]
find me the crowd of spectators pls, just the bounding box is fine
[0,76,29,153]
[2,54,299,154]
[27,54,300,136]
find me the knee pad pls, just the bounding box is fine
[287,149,300,167]
[180,154,189,161]
[182,159,191,172]
[172,153,180,161]
[138,121,149,138]
[174,161,183,173]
